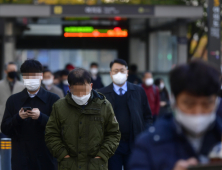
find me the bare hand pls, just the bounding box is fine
[19,108,28,119]
[64,155,70,158]
[173,158,198,170]
[160,101,167,107]
[27,108,40,120]
[95,156,101,159]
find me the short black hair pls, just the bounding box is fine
[170,60,220,98]
[61,69,69,76]
[5,61,16,70]
[154,78,162,86]
[90,62,98,67]
[68,68,91,86]
[20,59,43,73]
[110,59,128,69]
[129,64,138,73]
[143,71,152,77]
[43,69,52,74]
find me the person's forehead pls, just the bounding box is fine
[112,63,126,69]
[7,64,17,69]
[144,73,152,77]
[22,73,42,76]
[43,72,52,75]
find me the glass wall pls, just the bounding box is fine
[15,49,117,86]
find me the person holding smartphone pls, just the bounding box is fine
[1,59,60,170]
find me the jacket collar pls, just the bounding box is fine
[106,81,135,93]
[21,87,48,105]
[65,89,104,109]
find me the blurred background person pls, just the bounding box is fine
[65,63,75,72]
[53,70,62,85]
[42,69,64,98]
[129,60,222,170]
[142,71,160,121]
[98,59,152,170]
[154,78,171,116]
[90,62,104,90]
[58,69,69,96]
[128,64,142,85]
[0,62,24,138]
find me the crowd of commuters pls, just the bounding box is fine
[0,58,221,170]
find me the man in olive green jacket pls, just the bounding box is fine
[45,68,120,170]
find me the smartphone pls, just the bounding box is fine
[23,107,32,112]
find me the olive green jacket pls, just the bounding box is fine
[45,90,121,170]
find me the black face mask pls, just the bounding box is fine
[8,71,17,79]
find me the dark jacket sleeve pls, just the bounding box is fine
[39,95,60,127]
[97,102,121,162]
[128,133,152,170]
[1,97,22,137]
[45,103,68,162]
[140,88,153,126]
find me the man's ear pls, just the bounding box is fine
[90,83,93,89]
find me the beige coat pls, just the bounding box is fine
[0,79,25,131]
[42,84,64,98]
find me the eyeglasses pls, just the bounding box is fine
[111,69,127,74]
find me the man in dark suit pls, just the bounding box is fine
[98,59,152,170]
[1,59,60,170]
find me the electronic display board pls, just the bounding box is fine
[63,26,128,37]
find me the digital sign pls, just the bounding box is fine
[64,26,128,38]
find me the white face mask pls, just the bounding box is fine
[71,93,91,105]
[175,108,216,135]
[24,79,41,92]
[145,78,154,86]
[90,68,98,75]
[160,83,165,90]
[63,80,69,85]
[112,72,127,85]
[42,78,53,86]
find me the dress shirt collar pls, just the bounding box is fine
[113,81,127,93]
[27,89,40,98]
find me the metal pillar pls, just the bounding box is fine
[1,138,11,170]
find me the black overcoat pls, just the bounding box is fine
[1,87,60,170]
[98,82,152,142]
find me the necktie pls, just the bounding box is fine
[119,88,123,96]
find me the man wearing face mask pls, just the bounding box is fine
[57,69,70,96]
[142,71,160,120]
[98,59,152,170]
[90,62,104,90]
[1,59,60,170]
[128,60,222,170]
[0,62,24,139]
[45,68,120,170]
[42,69,64,98]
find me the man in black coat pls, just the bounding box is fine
[98,59,152,170]
[1,59,60,170]
[90,62,104,90]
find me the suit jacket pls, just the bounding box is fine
[42,84,64,98]
[0,79,25,131]
[98,82,152,141]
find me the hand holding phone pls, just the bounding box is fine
[27,108,40,120]
[23,107,32,112]
[19,108,29,119]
